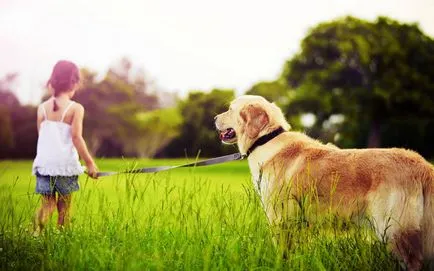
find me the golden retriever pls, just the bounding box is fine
[215,95,434,270]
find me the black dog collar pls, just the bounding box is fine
[245,126,285,157]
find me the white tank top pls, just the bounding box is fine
[32,101,85,176]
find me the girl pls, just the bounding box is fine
[32,60,98,233]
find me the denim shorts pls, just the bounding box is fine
[35,173,79,195]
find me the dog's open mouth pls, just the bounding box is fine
[219,128,237,143]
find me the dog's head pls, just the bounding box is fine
[214,95,290,154]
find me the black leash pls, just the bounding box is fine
[96,153,246,177]
[95,127,285,177]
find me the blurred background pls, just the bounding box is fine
[1,0,433,159]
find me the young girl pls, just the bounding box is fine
[32,60,98,233]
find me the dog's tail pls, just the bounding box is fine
[422,166,434,260]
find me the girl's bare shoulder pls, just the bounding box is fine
[40,99,51,106]
[38,99,51,112]
[71,101,85,114]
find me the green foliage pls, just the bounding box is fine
[0,106,13,157]
[0,75,22,158]
[160,89,236,158]
[0,76,38,158]
[0,160,400,270]
[281,16,434,155]
[8,105,38,158]
[124,108,183,157]
[73,63,160,157]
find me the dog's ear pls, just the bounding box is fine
[240,104,269,138]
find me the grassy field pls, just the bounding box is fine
[0,158,400,270]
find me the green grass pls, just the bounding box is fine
[0,159,399,270]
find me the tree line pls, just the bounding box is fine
[1,16,434,159]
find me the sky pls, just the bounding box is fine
[1,0,433,105]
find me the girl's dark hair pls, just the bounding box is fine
[47,60,80,111]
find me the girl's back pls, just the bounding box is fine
[33,98,85,176]
[40,98,76,125]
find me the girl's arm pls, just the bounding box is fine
[71,104,98,179]
[37,105,44,133]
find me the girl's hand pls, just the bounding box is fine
[86,162,99,179]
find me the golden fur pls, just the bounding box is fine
[215,95,434,271]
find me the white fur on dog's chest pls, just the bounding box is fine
[248,154,272,201]
[247,143,283,198]
[249,163,268,195]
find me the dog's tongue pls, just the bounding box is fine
[219,131,227,140]
[220,128,235,140]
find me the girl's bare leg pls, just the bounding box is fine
[34,195,56,233]
[57,194,72,228]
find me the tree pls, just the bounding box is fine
[0,106,13,158]
[0,74,38,158]
[0,74,20,157]
[159,89,236,158]
[0,73,20,108]
[282,16,434,154]
[67,59,161,157]
[124,108,183,157]
[73,67,147,155]
[8,105,38,158]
